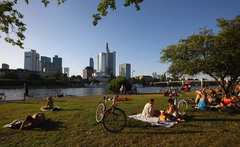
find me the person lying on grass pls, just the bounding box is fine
[20,113,46,130]
[159,99,185,122]
[41,97,54,109]
[142,99,160,117]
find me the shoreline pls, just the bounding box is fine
[0,93,166,103]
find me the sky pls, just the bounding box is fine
[0,0,240,78]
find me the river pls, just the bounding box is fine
[0,86,217,100]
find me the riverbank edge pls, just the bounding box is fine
[0,93,165,104]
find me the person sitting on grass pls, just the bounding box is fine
[142,99,159,117]
[159,99,184,122]
[220,95,236,107]
[207,89,221,105]
[195,93,208,110]
[41,97,54,109]
[231,95,240,104]
[195,88,206,104]
[20,113,46,130]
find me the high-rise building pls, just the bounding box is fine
[24,50,40,71]
[83,66,93,79]
[2,63,9,69]
[97,43,116,76]
[53,55,62,73]
[98,52,106,76]
[41,56,51,63]
[89,58,94,69]
[40,56,51,72]
[64,67,70,77]
[119,63,131,79]
[42,62,59,76]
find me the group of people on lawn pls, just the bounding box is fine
[194,88,240,110]
[16,97,54,130]
[142,98,184,122]
[142,87,240,122]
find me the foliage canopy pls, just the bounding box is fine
[160,15,240,95]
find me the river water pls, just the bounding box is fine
[0,86,217,100]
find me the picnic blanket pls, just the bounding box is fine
[128,114,177,128]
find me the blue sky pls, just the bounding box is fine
[0,0,240,77]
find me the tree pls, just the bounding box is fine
[1,0,143,48]
[93,0,144,26]
[108,77,131,94]
[160,15,240,95]
[27,73,43,81]
[108,73,115,82]
[159,74,166,82]
[0,71,19,79]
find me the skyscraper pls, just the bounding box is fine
[98,52,106,75]
[64,67,70,77]
[40,56,51,72]
[119,63,131,79]
[98,43,116,76]
[53,55,62,73]
[41,56,51,63]
[24,50,40,71]
[89,58,94,69]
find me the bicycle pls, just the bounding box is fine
[96,96,127,133]
[171,90,188,116]
[0,93,6,101]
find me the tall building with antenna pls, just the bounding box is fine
[98,43,116,76]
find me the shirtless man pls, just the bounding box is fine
[20,113,45,130]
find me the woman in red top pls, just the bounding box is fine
[220,95,235,107]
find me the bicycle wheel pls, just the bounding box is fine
[103,108,127,133]
[177,100,188,116]
[96,103,106,123]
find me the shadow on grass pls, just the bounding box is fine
[39,120,66,131]
[121,130,202,135]
[191,118,240,122]
[62,108,83,111]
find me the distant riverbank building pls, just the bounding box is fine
[119,63,131,79]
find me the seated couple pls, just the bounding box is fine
[41,97,54,110]
[142,99,184,122]
[220,95,240,107]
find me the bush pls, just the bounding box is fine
[108,77,131,94]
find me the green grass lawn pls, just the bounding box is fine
[1,92,240,147]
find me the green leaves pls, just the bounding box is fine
[0,0,66,49]
[0,1,26,48]
[93,0,144,26]
[160,15,240,94]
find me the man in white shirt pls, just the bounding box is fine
[142,99,155,117]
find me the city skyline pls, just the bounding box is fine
[1,0,239,77]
